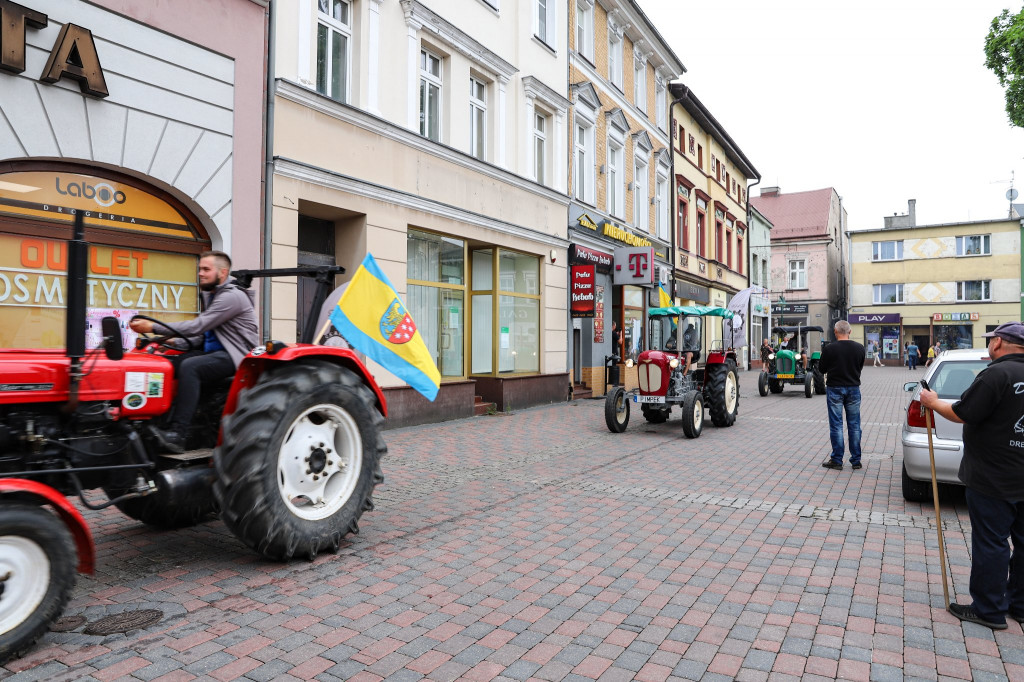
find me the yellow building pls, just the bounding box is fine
[849,216,1021,361]
[669,84,758,352]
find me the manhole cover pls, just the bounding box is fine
[84,609,163,636]
[49,615,86,632]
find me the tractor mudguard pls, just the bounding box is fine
[224,344,388,419]
[0,479,94,574]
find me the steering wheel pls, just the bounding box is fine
[131,314,196,352]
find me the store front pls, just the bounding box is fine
[749,293,770,369]
[851,313,902,364]
[932,313,980,350]
[773,303,809,329]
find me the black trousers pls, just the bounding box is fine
[169,350,234,431]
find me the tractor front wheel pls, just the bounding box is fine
[604,388,630,433]
[804,372,814,398]
[768,377,784,394]
[757,372,768,397]
[706,361,739,427]
[681,392,703,439]
[215,360,386,561]
[0,503,76,665]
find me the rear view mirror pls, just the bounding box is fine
[903,381,918,392]
[101,316,124,361]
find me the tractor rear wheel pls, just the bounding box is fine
[641,404,670,423]
[0,503,76,665]
[813,368,826,395]
[757,372,768,397]
[706,360,739,427]
[214,360,385,561]
[681,391,703,439]
[604,387,630,433]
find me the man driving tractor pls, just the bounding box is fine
[129,250,259,453]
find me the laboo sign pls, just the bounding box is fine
[570,265,596,318]
[933,312,980,322]
[850,313,901,324]
[613,247,654,286]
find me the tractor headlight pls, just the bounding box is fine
[768,353,775,360]
[669,358,680,369]
[625,358,634,368]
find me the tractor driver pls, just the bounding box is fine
[129,251,259,453]
[681,322,698,376]
[785,333,809,371]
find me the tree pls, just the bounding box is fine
[985,7,1024,127]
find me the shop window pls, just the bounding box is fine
[864,325,901,359]
[872,283,904,303]
[574,117,595,203]
[419,48,443,142]
[655,172,669,241]
[871,240,903,261]
[533,109,550,185]
[575,1,593,61]
[633,60,646,111]
[956,234,990,256]
[407,229,466,378]
[469,77,487,161]
[633,159,647,232]
[935,324,975,350]
[622,285,645,362]
[471,248,540,375]
[608,32,623,89]
[316,0,351,103]
[607,135,625,218]
[789,259,806,289]
[957,280,991,301]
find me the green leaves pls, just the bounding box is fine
[985,7,1024,127]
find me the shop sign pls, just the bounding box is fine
[654,247,668,261]
[602,221,652,248]
[577,213,599,231]
[774,303,808,314]
[850,313,901,324]
[0,1,109,97]
[613,246,654,286]
[751,294,770,316]
[570,244,612,272]
[593,284,605,342]
[933,312,980,322]
[676,280,709,304]
[570,265,596,318]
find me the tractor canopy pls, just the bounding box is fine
[649,305,735,318]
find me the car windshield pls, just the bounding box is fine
[930,360,989,399]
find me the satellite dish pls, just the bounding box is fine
[1008,188,1019,201]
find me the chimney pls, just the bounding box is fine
[908,199,916,226]
[761,186,780,197]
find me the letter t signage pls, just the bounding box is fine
[612,246,655,286]
[0,0,47,74]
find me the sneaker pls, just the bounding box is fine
[948,603,1007,630]
[149,426,186,454]
[821,459,843,470]
[851,462,863,470]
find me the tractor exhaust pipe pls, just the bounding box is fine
[65,212,88,410]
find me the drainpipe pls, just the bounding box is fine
[261,0,277,339]
[745,176,761,362]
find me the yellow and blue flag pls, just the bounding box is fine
[658,284,673,308]
[329,254,441,401]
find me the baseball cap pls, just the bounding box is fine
[982,322,1024,345]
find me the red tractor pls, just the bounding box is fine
[604,305,739,437]
[0,216,387,663]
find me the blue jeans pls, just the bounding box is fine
[909,354,918,369]
[826,386,862,465]
[964,487,1024,623]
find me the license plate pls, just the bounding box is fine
[633,395,666,404]
[777,374,794,379]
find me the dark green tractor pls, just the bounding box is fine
[758,325,826,398]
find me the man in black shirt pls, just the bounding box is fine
[818,320,865,471]
[921,321,1024,630]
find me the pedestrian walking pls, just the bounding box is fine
[926,342,937,367]
[869,340,882,367]
[819,320,865,471]
[919,321,1024,630]
[904,342,911,368]
[908,341,920,370]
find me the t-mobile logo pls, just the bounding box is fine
[628,252,648,278]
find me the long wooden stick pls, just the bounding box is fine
[312,319,332,345]
[925,407,951,609]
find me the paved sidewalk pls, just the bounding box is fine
[5,366,1022,682]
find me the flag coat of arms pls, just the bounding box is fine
[328,254,441,401]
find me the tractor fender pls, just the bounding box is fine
[224,344,388,418]
[0,479,94,574]
[705,350,738,365]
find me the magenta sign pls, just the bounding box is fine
[850,313,901,324]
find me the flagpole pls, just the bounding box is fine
[312,319,332,345]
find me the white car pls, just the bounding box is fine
[901,348,991,501]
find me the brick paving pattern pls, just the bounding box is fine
[4,366,1023,681]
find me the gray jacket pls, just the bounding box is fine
[156,280,258,368]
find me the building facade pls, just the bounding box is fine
[849,215,1021,363]
[751,187,848,338]
[0,0,267,349]
[566,0,684,395]
[669,84,758,362]
[747,205,773,368]
[270,0,571,426]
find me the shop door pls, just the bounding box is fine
[437,289,464,376]
[573,328,582,384]
[297,215,336,342]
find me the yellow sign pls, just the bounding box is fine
[0,234,198,348]
[578,214,599,231]
[0,171,197,240]
[601,221,652,248]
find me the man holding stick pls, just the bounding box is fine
[920,321,1024,630]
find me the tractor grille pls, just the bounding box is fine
[776,354,796,375]
[638,359,663,393]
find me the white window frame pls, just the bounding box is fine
[533,108,548,185]
[655,169,669,242]
[633,158,647,232]
[469,76,487,161]
[957,280,992,302]
[419,48,443,142]
[655,81,666,131]
[788,259,806,290]
[956,234,991,257]
[575,1,593,61]
[871,240,903,261]
[633,61,646,111]
[535,0,557,49]
[574,115,595,204]
[607,133,624,218]
[316,0,352,104]
[608,33,623,89]
[873,283,904,304]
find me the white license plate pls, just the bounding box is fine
[633,395,666,404]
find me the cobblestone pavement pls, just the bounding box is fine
[5,366,1023,682]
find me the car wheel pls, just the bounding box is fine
[901,463,933,502]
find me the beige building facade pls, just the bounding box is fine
[270,0,572,426]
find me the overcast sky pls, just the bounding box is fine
[638,0,1024,230]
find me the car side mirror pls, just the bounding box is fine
[903,381,918,392]
[100,316,124,361]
